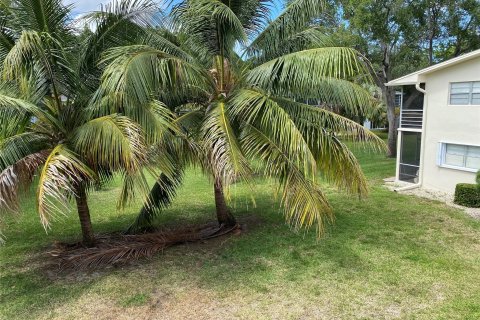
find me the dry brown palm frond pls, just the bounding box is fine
[48,223,240,270]
[0,150,50,213]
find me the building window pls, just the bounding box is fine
[394,91,402,107]
[438,143,480,171]
[449,81,480,105]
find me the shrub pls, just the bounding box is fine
[454,183,480,208]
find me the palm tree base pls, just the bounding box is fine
[49,222,241,270]
[214,181,237,227]
[75,185,96,248]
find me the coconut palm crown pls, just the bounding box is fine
[99,0,386,237]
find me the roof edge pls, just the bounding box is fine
[385,49,480,87]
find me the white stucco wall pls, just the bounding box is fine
[420,57,480,193]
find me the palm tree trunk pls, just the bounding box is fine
[75,185,95,247]
[214,179,236,227]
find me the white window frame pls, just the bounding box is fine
[448,81,480,106]
[437,142,480,173]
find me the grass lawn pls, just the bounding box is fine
[1,146,480,319]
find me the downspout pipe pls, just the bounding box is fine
[394,82,427,192]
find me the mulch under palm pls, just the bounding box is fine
[48,223,241,270]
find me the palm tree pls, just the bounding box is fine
[0,0,173,246]
[98,0,386,237]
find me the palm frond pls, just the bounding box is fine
[36,145,95,228]
[50,222,236,269]
[99,45,212,108]
[3,30,75,100]
[9,0,72,35]
[143,29,194,62]
[0,150,49,214]
[202,100,251,186]
[246,0,326,57]
[116,169,152,211]
[272,96,385,150]
[246,47,376,115]
[251,26,335,63]
[248,47,372,87]
[241,123,332,236]
[229,89,317,177]
[78,0,160,81]
[0,132,50,170]
[172,0,247,58]
[126,168,184,233]
[0,88,50,121]
[73,114,146,174]
[0,11,16,66]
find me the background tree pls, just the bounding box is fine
[415,0,480,62]
[339,0,412,157]
[338,0,480,157]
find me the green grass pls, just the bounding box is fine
[371,128,388,140]
[1,147,480,319]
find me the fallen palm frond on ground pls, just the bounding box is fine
[48,223,240,270]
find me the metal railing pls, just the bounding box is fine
[400,109,423,129]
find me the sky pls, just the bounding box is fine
[63,0,111,15]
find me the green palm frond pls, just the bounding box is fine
[99,45,212,108]
[126,168,184,233]
[246,0,326,57]
[229,89,317,176]
[247,47,372,87]
[0,89,50,121]
[128,100,177,144]
[91,97,178,145]
[222,0,271,36]
[233,89,372,232]
[3,30,75,100]
[143,30,194,62]
[246,48,375,115]
[9,0,72,35]
[251,26,335,63]
[73,114,147,174]
[16,64,50,103]
[272,96,385,149]
[36,145,95,228]
[241,123,332,236]
[0,12,15,66]
[173,0,248,57]
[78,0,159,79]
[202,100,251,186]
[0,132,50,170]
[116,169,152,211]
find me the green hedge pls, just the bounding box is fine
[454,183,480,208]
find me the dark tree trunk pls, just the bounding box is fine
[214,179,236,227]
[428,34,434,65]
[377,42,398,158]
[75,185,95,247]
[385,86,397,157]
